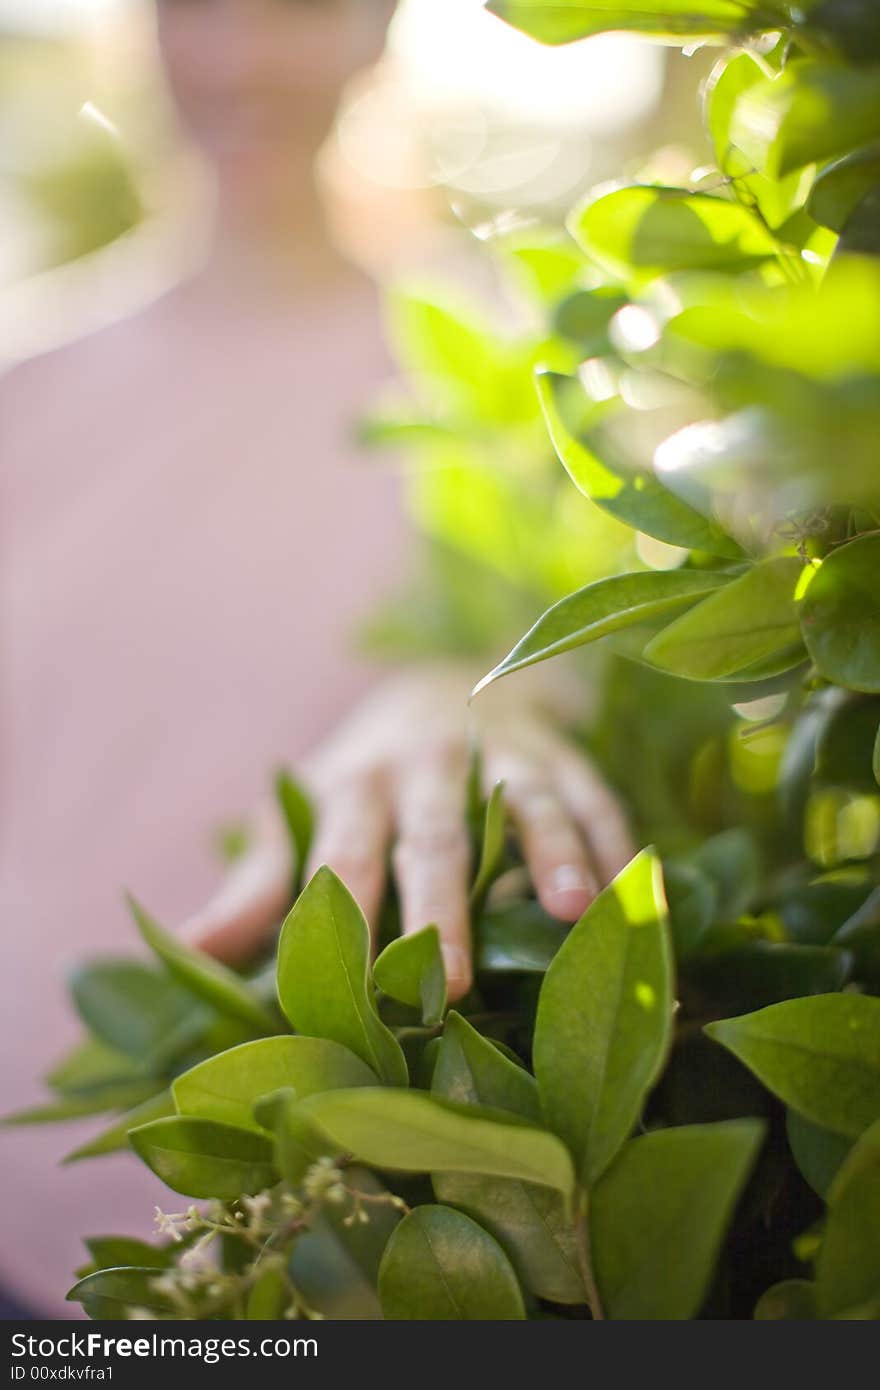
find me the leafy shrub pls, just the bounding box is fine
[7,0,880,1320]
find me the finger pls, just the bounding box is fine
[180,833,291,964]
[554,753,637,885]
[497,761,599,922]
[391,741,472,1002]
[304,767,392,937]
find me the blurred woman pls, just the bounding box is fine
[0,0,632,1315]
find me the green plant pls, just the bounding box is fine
[8,0,880,1320]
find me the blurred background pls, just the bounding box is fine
[0,0,706,364]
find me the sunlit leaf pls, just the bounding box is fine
[533,849,673,1185]
[475,569,732,694]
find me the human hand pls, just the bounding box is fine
[180,662,635,1001]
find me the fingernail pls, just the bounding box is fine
[549,865,593,894]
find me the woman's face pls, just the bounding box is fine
[156,0,395,169]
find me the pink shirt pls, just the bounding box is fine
[0,279,411,1313]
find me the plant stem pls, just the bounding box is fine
[574,1200,604,1322]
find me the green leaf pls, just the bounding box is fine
[62,1089,176,1164]
[129,897,276,1034]
[245,1264,287,1320]
[374,926,447,1028]
[471,781,508,907]
[173,1036,378,1133]
[46,1038,146,1096]
[570,185,778,283]
[485,1,768,45]
[476,900,571,974]
[801,537,880,694]
[69,959,195,1060]
[67,1267,180,1319]
[275,767,314,891]
[663,861,718,961]
[432,1014,583,1304]
[552,287,627,354]
[709,50,815,231]
[289,1168,402,1320]
[690,828,759,920]
[729,59,880,179]
[533,848,673,1186]
[874,722,880,788]
[3,1081,161,1127]
[83,1237,173,1272]
[705,994,880,1138]
[129,1117,276,1200]
[786,1109,853,1199]
[816,1119,880,1318]
[432,1012,540,1122]
[808,144,880,233]
[535,372,743,555]
[378,1206,525,1320]
[474,570,733,694]
[253,1090,337,1187]
[276,867,407,1087]
[644,558,804,681]
[591,1120,765,1320]
[300,1088,575,1197]
[754,1279,817,1320]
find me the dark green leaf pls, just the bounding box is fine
[663,860,718,961]
[129,1117,276,1200]
[689,829,759,920]
[378,1206,525,1320]
[590,1120,764,1319]
[374,925,447,1028]
[476,900,570,974]
[705,994,880,1137]
[786,1109,853,1199]
[644,558,804,681]
[289,1168,402,1321]
[801,537,880,693]
[533,849,673,1186]
[173,1036,378,1133]
[300,1088,575,1197]
[808,144,880,232]
[475,570,732,694]
[276,867,407,1087]
[129,898,276,1034]
[69,959,195,1060]
[66,1267,179,1319]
